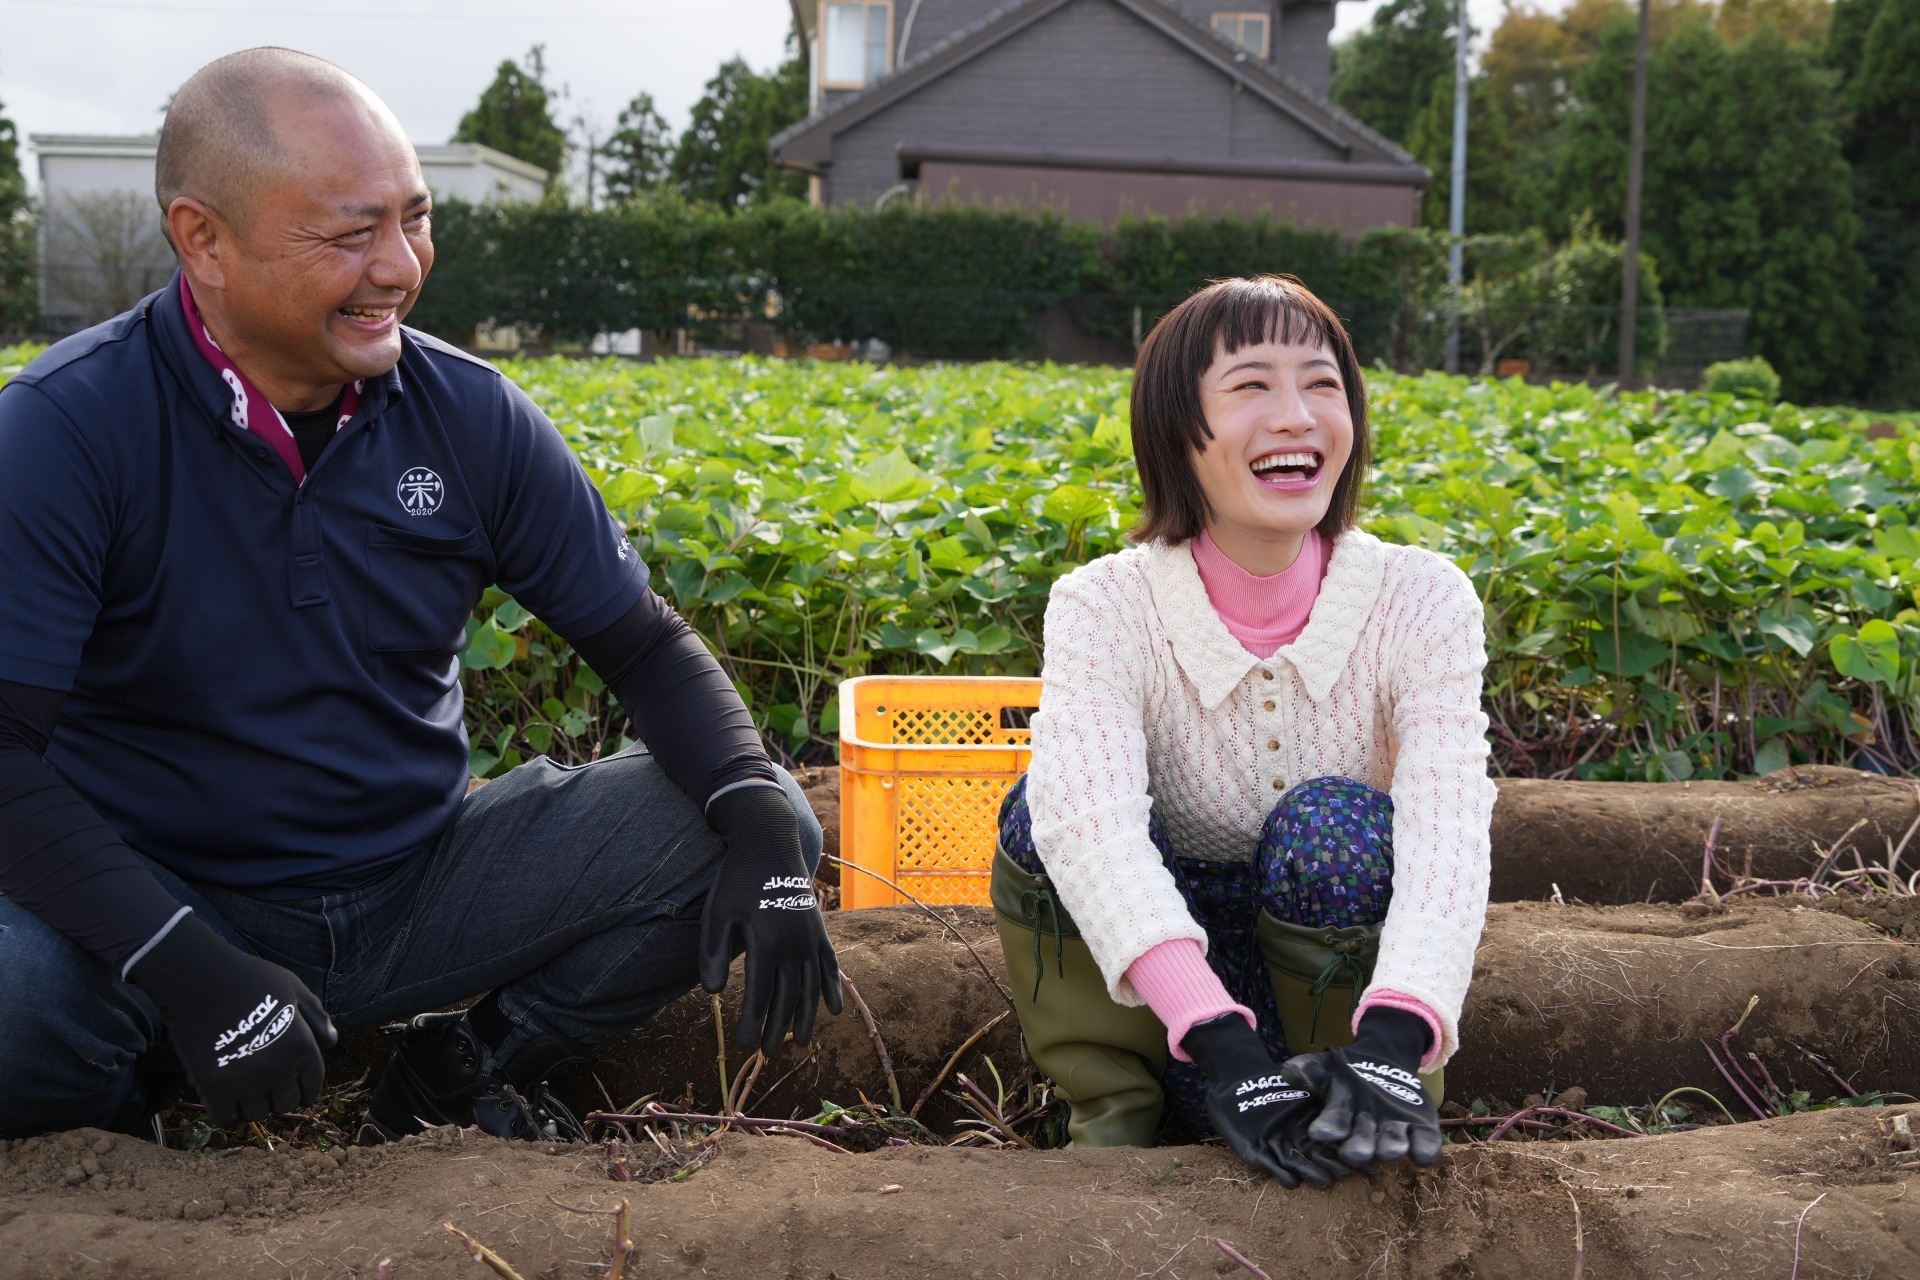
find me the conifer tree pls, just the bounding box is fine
[454,45,569,189]
[1329,0,1455,146]
[600,92,673,206]
[669,45,808,208]
[0,91,34,335]
[1554,17,1867,400]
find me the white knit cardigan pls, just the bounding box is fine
[1025,529,1496,1067]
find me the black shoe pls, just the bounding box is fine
[366,1011,586,1143]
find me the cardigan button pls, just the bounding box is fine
[1262,700,1275,712]
[1261,669,1273,680]
[1268,739,1280,751]
[1272,778,1286,791]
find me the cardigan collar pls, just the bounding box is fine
[1145,529,1385,709]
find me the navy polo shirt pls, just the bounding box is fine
[0,276,647,895]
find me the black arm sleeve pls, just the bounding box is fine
[0,679,188,971]
[566,588,778,809]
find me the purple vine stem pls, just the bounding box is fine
[1749,1052,1786,1103]
[1484,1106,1640,1142]
[1722,1031,1775,1116]
[1793,1045,1860,1098]
[1700,1038,1771,1120]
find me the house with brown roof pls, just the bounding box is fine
[771,0,1427,231]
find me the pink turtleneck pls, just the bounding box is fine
[1189,526,1330,659]
[1125,526,1443,1068]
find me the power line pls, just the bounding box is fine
[1,0,769,21]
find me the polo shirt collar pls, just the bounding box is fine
[151,269,405,436]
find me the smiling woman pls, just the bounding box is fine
[995,274,1496,1191]
[1128,276,1369,567]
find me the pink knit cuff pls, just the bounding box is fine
[1125,939,1256,1062]
[1353,990,1445,1069]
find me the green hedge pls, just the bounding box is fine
[411,197,1651,368]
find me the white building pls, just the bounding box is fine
[29,134,546,331]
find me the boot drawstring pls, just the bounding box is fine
[1020,887,1065,1002]
[1305,937,1376,1045]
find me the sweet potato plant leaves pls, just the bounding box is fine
[5,346,1913,779]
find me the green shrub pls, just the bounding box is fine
[409,197,1664,370]
[1702,356,1783,402]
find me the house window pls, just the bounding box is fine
[822,1,891,87]
[1211,11,1272,58]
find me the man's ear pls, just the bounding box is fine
[166,197,228,290]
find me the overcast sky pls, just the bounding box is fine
[2,0,1524,193]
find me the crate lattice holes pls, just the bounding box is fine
[837,676,1040,909]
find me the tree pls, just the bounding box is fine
[41,191,173,326]
[0,92,36,335]
[1552,17,1868,400]
[1844,0,1920,214]
[1406,76,1527,233]
[669,46,808,208]
[1832,0,1920,404]
[1329,0,1456,147]
[454,45,569,187]
[600,92,674,206]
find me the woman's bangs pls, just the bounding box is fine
[1210,283,1338,359]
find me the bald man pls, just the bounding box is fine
[0,48,839,1143]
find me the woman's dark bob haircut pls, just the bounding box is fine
[1129,274,1369,545]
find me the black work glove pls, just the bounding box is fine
[1280,1007,1442,1167]
[1182,1013,1357,1189]
[125,911,336,1129]
[698,784,842,1056]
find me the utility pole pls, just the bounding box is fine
[1444,0,1470,375]
[1618,0,1651,384]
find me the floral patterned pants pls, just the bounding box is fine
[997,774,1396,1136]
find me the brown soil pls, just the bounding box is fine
[2,1102,1914,1277]
[795,762,1920,905]
[1489,765,1919,903]
[331,896,1920,1149]
[14,777,1920,1276]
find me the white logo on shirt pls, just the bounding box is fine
[397,468,444,516]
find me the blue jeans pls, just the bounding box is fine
[998,774,1395,1135]
[0,746,820,1137]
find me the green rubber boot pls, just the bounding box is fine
[1255,911,1444,1103]
[992,847,1169,1147]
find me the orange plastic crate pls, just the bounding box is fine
[837,675,1041,909]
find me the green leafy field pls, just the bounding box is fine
[4,344,1914,780]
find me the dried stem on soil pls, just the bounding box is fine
[1790,1191,1827,1280]
[727,1051,767,1116]
[827,854,1017,1015]
[1214,1239,1274,1279]
[952,1072,1030,1148]
[1566,1187,1585,1280]
[910,1010,1010,1120]
[840,974,903,1112]
[710,994,731,1110]
[1649,1086,1738,1125]
[608,1200,633,1280]
[443,1223,528,1280]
